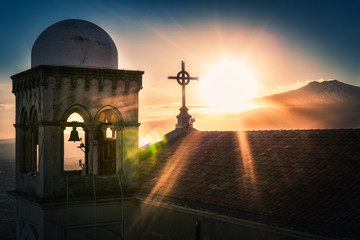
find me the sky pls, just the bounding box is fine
[0,0,359,141]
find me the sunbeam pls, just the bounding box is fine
[237,131,257,185]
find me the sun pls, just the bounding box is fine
[200,58,259,112]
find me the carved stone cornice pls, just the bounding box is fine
[11,65,144,93]
[14,120,141,129]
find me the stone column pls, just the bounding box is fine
[31,126,38,172]
[115,125,123,174]
[40,125,62,198]
[85,122,99,175]
[15,124,25,192]
[24,125,32,173]
[122,126,139,187]
[60,125,65,172]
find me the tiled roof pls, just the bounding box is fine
[139,129,360,238]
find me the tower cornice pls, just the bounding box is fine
[11,65,144,93]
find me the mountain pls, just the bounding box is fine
[140,80,360,137]
[239,80,360,130]
[255,80,360,106]
[188,80,360,131]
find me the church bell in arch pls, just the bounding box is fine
[68,126,81,142]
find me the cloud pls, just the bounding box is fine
[144,104,179,109]
[143,104,215,109]
[0,83,14,105]
[0,104,14,110]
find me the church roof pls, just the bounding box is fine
[139,128,360,239]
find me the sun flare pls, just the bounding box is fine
[200,59,259,112]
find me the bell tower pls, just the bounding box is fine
[11,19,143,239]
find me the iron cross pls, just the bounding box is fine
[168,61,199,108]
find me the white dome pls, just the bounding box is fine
[31,19,118,69]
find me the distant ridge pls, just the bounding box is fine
[0,138,15,160]
[0,138,15,144]
[255,80,360,106]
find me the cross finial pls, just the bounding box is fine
[168,61,199,129]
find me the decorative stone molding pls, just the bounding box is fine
[11,65,144,94]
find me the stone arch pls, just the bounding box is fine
[29,106,39,124]
[95,105,123,123]
[28,106,40,175]
[20,108,29,124]
[20,222,38,240]
[19,107,36,174]
[62,104,92,122]
[115,80,125,95]
[129,80,138,93]
[62,104,90,175]
[94,105,123,175]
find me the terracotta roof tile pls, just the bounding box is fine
[139,129,360,238]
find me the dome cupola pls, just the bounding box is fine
[31,19,118,69]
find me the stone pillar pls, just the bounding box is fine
[115,126,123,174]
[89,127,95,175]
[85,122,98,175]
[122,126,139,187]
[41,125,63,198]
[15,124,25,192]
[23,125,33,173]
[31,127,38,172]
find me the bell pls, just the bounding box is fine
[68,126,80,142]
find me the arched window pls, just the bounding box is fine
[20,107,40,175]
[30,108,39,174]
[95,109,121,175]
[97,110,117,138]
[20,109,31,173]
[63,112,86,175]
[62,105,92,176]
